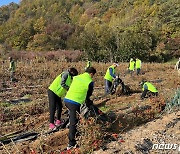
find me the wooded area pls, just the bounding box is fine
[0,0,179,62]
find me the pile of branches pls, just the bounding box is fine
[78,116,106,153]
[77,103,111,153]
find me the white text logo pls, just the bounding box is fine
[152,144,180,151]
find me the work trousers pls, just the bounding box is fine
[141,89,158,99]
[10,71,15,82]
[65,102,80,146]
[136,68,141,75]
[48,89,62,124]
[105,79,112,94]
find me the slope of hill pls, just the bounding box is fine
[0,0,179,61]
[0,60,179,153]
[94,111,180,154]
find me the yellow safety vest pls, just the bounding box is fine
[104,65,115,82]
[9,61,15,72]
[86,61,91,68]
[65,73,92,105]
[136,59,141,69]
[49,72,72,97]
[129,60,135,71]
[142,82,158,93]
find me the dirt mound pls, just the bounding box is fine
[31,129,68,152]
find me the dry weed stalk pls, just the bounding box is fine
[10,138,20,153]
[78,116,104,153]
[1,142,11,154]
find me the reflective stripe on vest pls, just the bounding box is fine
[49,72,72,97]
[65,73,92,105]
[104,65,115,82]
[129,60,135,71]
[142,82,158,93]
[136,59,141,69]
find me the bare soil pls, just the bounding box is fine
[0,61,179,153]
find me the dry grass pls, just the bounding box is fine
[0,58,179,153]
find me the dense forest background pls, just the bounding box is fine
[0,0,179,62]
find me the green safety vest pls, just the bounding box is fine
[9,61,15,72]
[104,65,115,82]
[136,59,141,69]
[49,72,72,97]
[65,72,92,105]
[86,61,91,68]
[142,82,158,93]
[129,60,135,71]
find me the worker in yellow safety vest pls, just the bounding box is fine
[140,80,158,100]
[128,58,135,76]
[48,68,78,130]
[104,63,119,94]
[85,60,92,71]
[64,67,96,150]
[9,57,16,82]
[135,58,141,75]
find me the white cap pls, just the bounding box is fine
[113,63,119,66]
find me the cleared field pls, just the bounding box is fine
[0,60,179,153]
